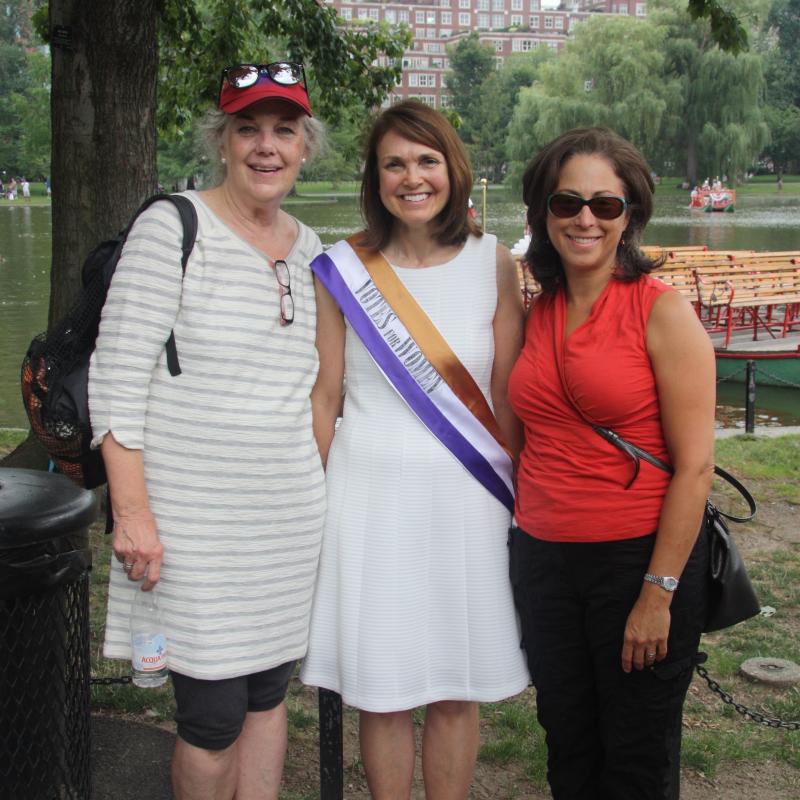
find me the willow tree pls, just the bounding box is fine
[504,15,673,186]
[649,0,769,183]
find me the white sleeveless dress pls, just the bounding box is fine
[300,234,529,712]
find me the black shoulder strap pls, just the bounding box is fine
[129,194,198,377]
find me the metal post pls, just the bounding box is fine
[480,178,488,230]
[745,360,756,434]
[319,688,343,799]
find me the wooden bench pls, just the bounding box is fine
[694,266,800,347]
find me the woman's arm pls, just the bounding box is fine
[621,290,716,673]
[101,434,163,591]
[310,276,345,469]
[490,243,525,461]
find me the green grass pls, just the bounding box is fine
[716,435,800,504]
[0,428,27,455]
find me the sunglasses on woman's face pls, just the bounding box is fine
[546,193,629,220]
[221,62,306,91]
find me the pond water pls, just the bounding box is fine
[1,189,799,429]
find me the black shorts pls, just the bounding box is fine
[170,660,297,751]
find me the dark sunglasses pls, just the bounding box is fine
[221,62,306,91]
[547,193,628,220]
[274,260,294,326]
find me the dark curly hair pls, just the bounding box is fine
[521,127,663,295]
[359,100,481,251]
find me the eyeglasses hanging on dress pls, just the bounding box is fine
[274,260,294,326]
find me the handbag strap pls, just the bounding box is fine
[593,425,756,523]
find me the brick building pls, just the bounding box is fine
[324,0,647,108]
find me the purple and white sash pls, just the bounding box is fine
[311,237,514,513]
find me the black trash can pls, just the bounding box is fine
[0,468,97,800]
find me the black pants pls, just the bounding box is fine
[509,527,708,800]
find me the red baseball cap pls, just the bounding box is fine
[219,71,312,117]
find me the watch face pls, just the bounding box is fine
[664,577,679,591]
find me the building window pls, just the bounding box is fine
[385,8,396,23]
[530,0,540,9]
[357,8,369,20]
[440,94,453,108]
[477,0,489,9]
[441,11,452,24]
[340,6,351,20]
[440,28,452,37]
[547,40,558,49]
[512,38,534,51]
[492,0,504,10]
[544,15,553,28]
[427,12,436,23]
[489,39,504,51]
[492,13,504,27]
[459,0,470,7]
[554,15,563,28]
[636,3,646,16]
[511,14,522,25]
[477,13,489,28]
[416,11,425,23]
[512,0,523,9]
[369,8,379,21]
[529,14,539,27]
[618,5,628,13]
[399,9,409,23]
[459,11,470,24]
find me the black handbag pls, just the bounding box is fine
[592,426,760,632]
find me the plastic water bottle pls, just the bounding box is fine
[130,585,168,688]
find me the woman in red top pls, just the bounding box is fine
[508,128,715,800]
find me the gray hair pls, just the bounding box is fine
[198,108,326,187]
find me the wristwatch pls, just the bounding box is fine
[643,573,679,592]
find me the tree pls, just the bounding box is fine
[469,51,553,183]
[762,104,800,177]
[650,0,769,183]
[445,32,496,145]
[504,15,673,186]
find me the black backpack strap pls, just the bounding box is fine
[132,194,198,377]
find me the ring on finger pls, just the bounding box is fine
[123,561,134,571]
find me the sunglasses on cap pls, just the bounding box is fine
[546,193,629,221]
[221,62,306,90]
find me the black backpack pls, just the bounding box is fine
[21,194,198,489]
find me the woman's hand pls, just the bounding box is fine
[101,432,162,591]
[621,585,671,673]
[112,509,163,590]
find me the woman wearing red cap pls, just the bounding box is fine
[89,62,334,799]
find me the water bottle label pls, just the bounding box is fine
[132,633,168,672]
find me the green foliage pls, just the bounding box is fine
[0,2,49,177]
[156,0,410,138]
[687,0,750,53]
[445,32,496,143]
[505,15,672,186]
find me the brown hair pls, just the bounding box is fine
[359,100,481,250]
[521,127,662,295]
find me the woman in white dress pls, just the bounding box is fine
[303,100,529,799]
[89,63,334,800]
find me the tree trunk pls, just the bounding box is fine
[1,1,161,471]
[48,0,159,326]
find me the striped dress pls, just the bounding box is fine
[88,191,326,679]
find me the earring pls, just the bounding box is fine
[221,157,226,164]
[301,157,307,164]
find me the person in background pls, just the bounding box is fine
[301,99,529,799]
[508,127,715,800]
[89,61,333,800]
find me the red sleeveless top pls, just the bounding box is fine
[508,275,673,542]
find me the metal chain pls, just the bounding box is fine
[715,363,748,384]
[89,675,133,686]
[695,664,800,730]
[752,366,800,390]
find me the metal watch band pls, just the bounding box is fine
[643,573,679,592]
